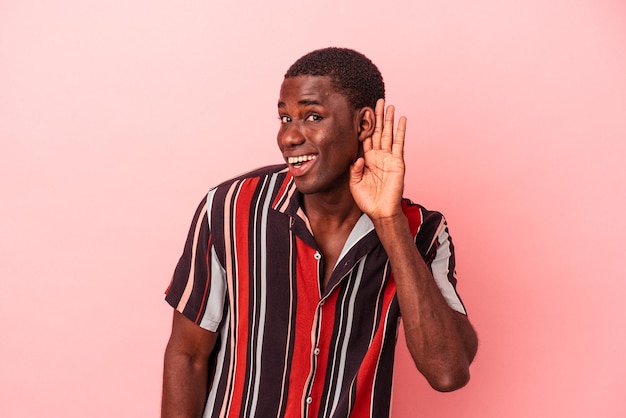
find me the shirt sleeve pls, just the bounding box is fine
[415,208,468,315]
[165,193,227,331]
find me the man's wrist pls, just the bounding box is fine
[372,212,411,241]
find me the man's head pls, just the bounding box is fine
[277,48,385,196]
[284,47,385,110]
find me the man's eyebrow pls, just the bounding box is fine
[277,99,323,108]
[298,99,322,106]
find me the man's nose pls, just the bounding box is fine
[279,122,305,148]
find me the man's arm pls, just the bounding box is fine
[162,310,218,418]
[371,215,477,391]
[350,99,477,391]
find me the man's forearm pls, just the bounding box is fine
[373,214,477,392]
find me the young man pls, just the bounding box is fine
[162,47,477,418]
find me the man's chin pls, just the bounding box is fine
[293,179,316,195]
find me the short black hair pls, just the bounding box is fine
[284,47,385,110]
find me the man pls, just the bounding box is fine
[162,47,477,418]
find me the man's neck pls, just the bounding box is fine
[302,190,363,229]
[302,189,363,289]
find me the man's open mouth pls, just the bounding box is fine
[287,155,317,168]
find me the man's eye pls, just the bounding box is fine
[306,114,322,122]
[280,116,291,124]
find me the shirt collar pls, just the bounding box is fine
[272,172,303,218]
[271,171,376,240]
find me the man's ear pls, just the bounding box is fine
[356,107,376,141]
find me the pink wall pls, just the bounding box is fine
[1,1,625,417]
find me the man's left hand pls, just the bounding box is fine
[350,98,407,221]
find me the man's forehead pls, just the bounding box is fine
[278,75,339,105]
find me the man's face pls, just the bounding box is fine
[277,75,360,196]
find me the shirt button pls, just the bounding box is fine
[306,397,313,404]
[314,348,320,355]
[314,252,321,260]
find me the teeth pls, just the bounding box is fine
[288,155,317,164]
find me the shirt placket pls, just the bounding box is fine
[303,250,326,416]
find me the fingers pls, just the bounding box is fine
[380,104,395,151]
[371,98,406,154]
[371,99,385,150]
[393,116,407,157]
[350,157,365,183]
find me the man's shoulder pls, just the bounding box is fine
[211,164,289,190]
[202,164,291,210]
[400,198,450,240]
[401,198,445,221]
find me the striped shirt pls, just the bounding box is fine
[165,165,466,418]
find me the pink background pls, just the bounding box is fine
[1,1,625,417]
